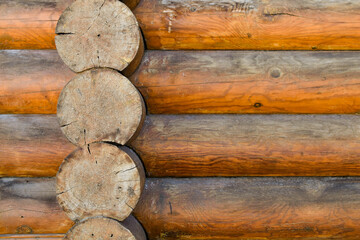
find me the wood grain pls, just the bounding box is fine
[57,69,145,146]
[55,0,142,73]
[0,115,74,177]
[0,234,63,239]
[0,178,74,234]
[0,50,74,114]
[3,50,360,114]
[131,51,360,114]
[64,216,146,240]
[56,143,145,222]
[135,0,360,50]
[2,114,360,177]
[3,0,360,50]
[0,0,71,49]
[0,0,137,50]
[2,177,360,239]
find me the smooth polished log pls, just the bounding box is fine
[2,0,360,50]
[2,114,360,177]
[1,177,360,239]
[56,143,145,222]
[2,50,360,114]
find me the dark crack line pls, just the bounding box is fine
[115,166,136,175]
[263,12,298,17]
[60,121,77,128]
[87,144,91,155]
[57,32,74,35]
[169,201,173,214]
[125,202,134,210]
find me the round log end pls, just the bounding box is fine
[57,68,145,146]
[56,142,145,221]
[55,0,141,72]
[64,216,146,240]
[122,33,145,77]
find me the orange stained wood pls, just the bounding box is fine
[135,0,360,50]
[1,177,360,239]
[2,0,360,50]
[2,114,360,177]
[0,0,72,49]
[0,115,74,177]
[2,50,360,114]
[0,50,74,114]
[0,234,63,239]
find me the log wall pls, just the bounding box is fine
[0,234,63,239]
[2,0,360,239]
[2,0,360,50]
[2,50,360,114]
[2,114,360,177]
[1,177,360,239]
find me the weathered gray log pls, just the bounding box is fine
[2,177,360,239]
[3,114,360,177]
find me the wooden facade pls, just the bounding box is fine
[1,0,360,239]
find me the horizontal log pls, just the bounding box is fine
[0,178,73,234]
[2,0,360,50]
[0,0,139,50]
[1,177,360,239]
[0,115,73,177]
[2,114,360,177]
[0,234,63,239]
[2,50,360,114]
[0,50,74,114]
[137,0,360,50]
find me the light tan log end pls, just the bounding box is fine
[122,34,144,77]
[55,0,141,72]
[57,68,145,146]
[64,216,146,240]
[56,142,145,222]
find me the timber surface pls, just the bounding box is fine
[0,0,72,49]
[1,177,360,239]
[0,234,63,239]
[0,115,73,177]
[2,50,360,114]
[2,0,360,50]
[2,114,360,177]
[0,50,74,114]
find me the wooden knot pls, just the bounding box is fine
[270,68,281,78]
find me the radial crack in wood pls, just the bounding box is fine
[56,142,145,222]
[57,68,145,146]
[55,0,142,73]
[64,216,146,240]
